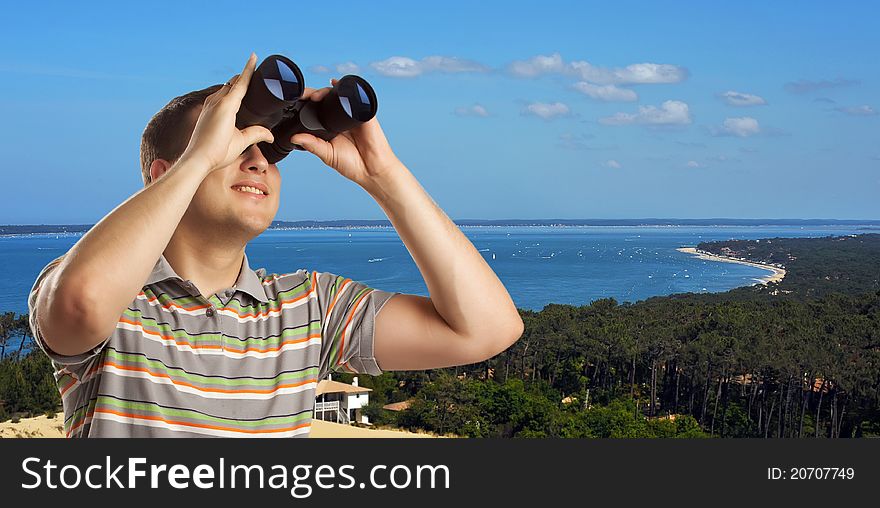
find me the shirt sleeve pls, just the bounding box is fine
[27,255,111,366]
[312,271,398,379]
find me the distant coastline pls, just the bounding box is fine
[3,219,880,236]
[677,247,786,284]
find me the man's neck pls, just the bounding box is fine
[163,228,248,299]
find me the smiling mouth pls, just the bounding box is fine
[231,185,268,197]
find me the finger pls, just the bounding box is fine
[209,76,237,102]
[241,125,274,146]
[204,85,228,106]
[291,133,332,165]
[309,87,331,101]
[230,53,257,98]
[220,80,235,93]
[311,79,338,101]
[206,87,225,102]
[300,86,318,100]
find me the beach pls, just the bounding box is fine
[0,414,438,438]
[677,247,786,284]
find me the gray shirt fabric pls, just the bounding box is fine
[28,254,397,438]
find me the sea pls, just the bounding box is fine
[0,225,875,316]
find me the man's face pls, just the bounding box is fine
[183,107,281,240]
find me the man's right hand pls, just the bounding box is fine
[178,53,275,174]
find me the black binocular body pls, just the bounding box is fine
[235,54,378,164]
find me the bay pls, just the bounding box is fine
[0,225,874,315]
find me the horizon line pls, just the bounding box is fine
[3,217,880,228]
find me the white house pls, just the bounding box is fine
[314,375,372,425]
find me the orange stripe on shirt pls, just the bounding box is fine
[117,318,320,352]
[93,408,312,434]
[220,285,316,318]
[336,289,373,366]
[102,361,316,394]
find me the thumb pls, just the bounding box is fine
[241,125,274,146]
[291,133,333,166]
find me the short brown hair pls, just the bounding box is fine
[139,84,222,185]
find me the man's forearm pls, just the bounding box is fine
[48,157,210,337]
[362,160,521,339]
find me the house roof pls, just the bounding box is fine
[382,400,413,411]
[315,379,372,395]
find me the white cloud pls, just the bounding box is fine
[421,56,489,73]
[336,61,360,74]
[311,62,360,74]
[604,159,622,169]
[719,91,767,107]
[508,53,566,77]
[686,160,702,168]
[569,59,687,85]
[714,117,761,137]
[600,100,692,126]
[370,57,421,78]
[590,62,687,85]
[572,82,637,102]
[523,102,571,119]
[454,104,490,117]
[370,55,489,78]
[508,53,687,85]
[835,105,878,116]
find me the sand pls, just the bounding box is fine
[310,419,438,438]
[0,413,437,438]
[677,247,786,284]
[0,414,65,438]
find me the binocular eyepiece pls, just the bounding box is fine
[235,54,378,164]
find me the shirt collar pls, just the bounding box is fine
[145,253,269,303]
[235,254,270,303]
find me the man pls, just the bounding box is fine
[27,54,523,437]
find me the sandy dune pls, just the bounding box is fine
[0,414,64,438]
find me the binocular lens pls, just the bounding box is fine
[263,58,302,101]
[336,77,376,122]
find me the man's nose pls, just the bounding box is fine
[240,144,269,173]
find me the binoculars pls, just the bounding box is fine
[235,54,378,164]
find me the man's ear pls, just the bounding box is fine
[149,159,172,184]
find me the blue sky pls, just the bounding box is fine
[1,0,877,223]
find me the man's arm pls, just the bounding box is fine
[35,54,273,356]
[364,162,524,370]
[36,156,212,356]
[290,85,524,371]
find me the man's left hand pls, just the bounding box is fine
[291,79,400,189]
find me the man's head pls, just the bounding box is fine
[140,85,281,243]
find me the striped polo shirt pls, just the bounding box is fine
[27,253,397,438]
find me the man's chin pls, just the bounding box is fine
[212,213,273,240]
[237,216,273,237]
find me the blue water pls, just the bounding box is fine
[0,225,874,315]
